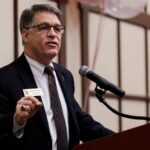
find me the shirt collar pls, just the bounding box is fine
[24,54,54,77]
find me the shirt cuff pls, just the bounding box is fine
[13,114,26,138]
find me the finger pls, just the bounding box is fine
[23,96,42,106]
[20,105,30,112]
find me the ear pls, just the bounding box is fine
[21,29,30,44]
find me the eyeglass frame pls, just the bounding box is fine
[24,23,65,34]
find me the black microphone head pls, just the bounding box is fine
[79,65,90,77]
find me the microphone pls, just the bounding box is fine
[79,65,125,97]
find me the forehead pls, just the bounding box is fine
[32,12,61,24]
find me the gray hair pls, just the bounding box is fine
[19,4,63,33]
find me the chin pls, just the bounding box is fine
[47,51,58,57]
[50,49,59,54]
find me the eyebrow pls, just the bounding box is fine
[35,22,61,26]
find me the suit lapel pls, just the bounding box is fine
[15,54,50,133]
[54,64,80,147]
[53,64,69,105]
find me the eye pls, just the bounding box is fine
[37,24,49,31]
[54,26,61,32]
[54,26,64,33]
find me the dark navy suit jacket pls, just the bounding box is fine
[0,53,114,150]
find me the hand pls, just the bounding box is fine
[14,96,43,126]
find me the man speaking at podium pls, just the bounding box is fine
[0,4,114,150]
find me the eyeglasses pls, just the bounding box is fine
[25,23,65,34]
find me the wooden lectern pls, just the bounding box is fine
[72,123,150,150]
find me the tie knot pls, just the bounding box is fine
[44,66,54,76]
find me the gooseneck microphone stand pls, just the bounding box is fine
[95,85,150,121]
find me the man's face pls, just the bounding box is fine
[22,12,63,64]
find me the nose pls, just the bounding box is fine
[47,27,56,36]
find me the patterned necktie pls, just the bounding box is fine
[44,66,68,150]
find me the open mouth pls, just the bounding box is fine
[46,41,58,48]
